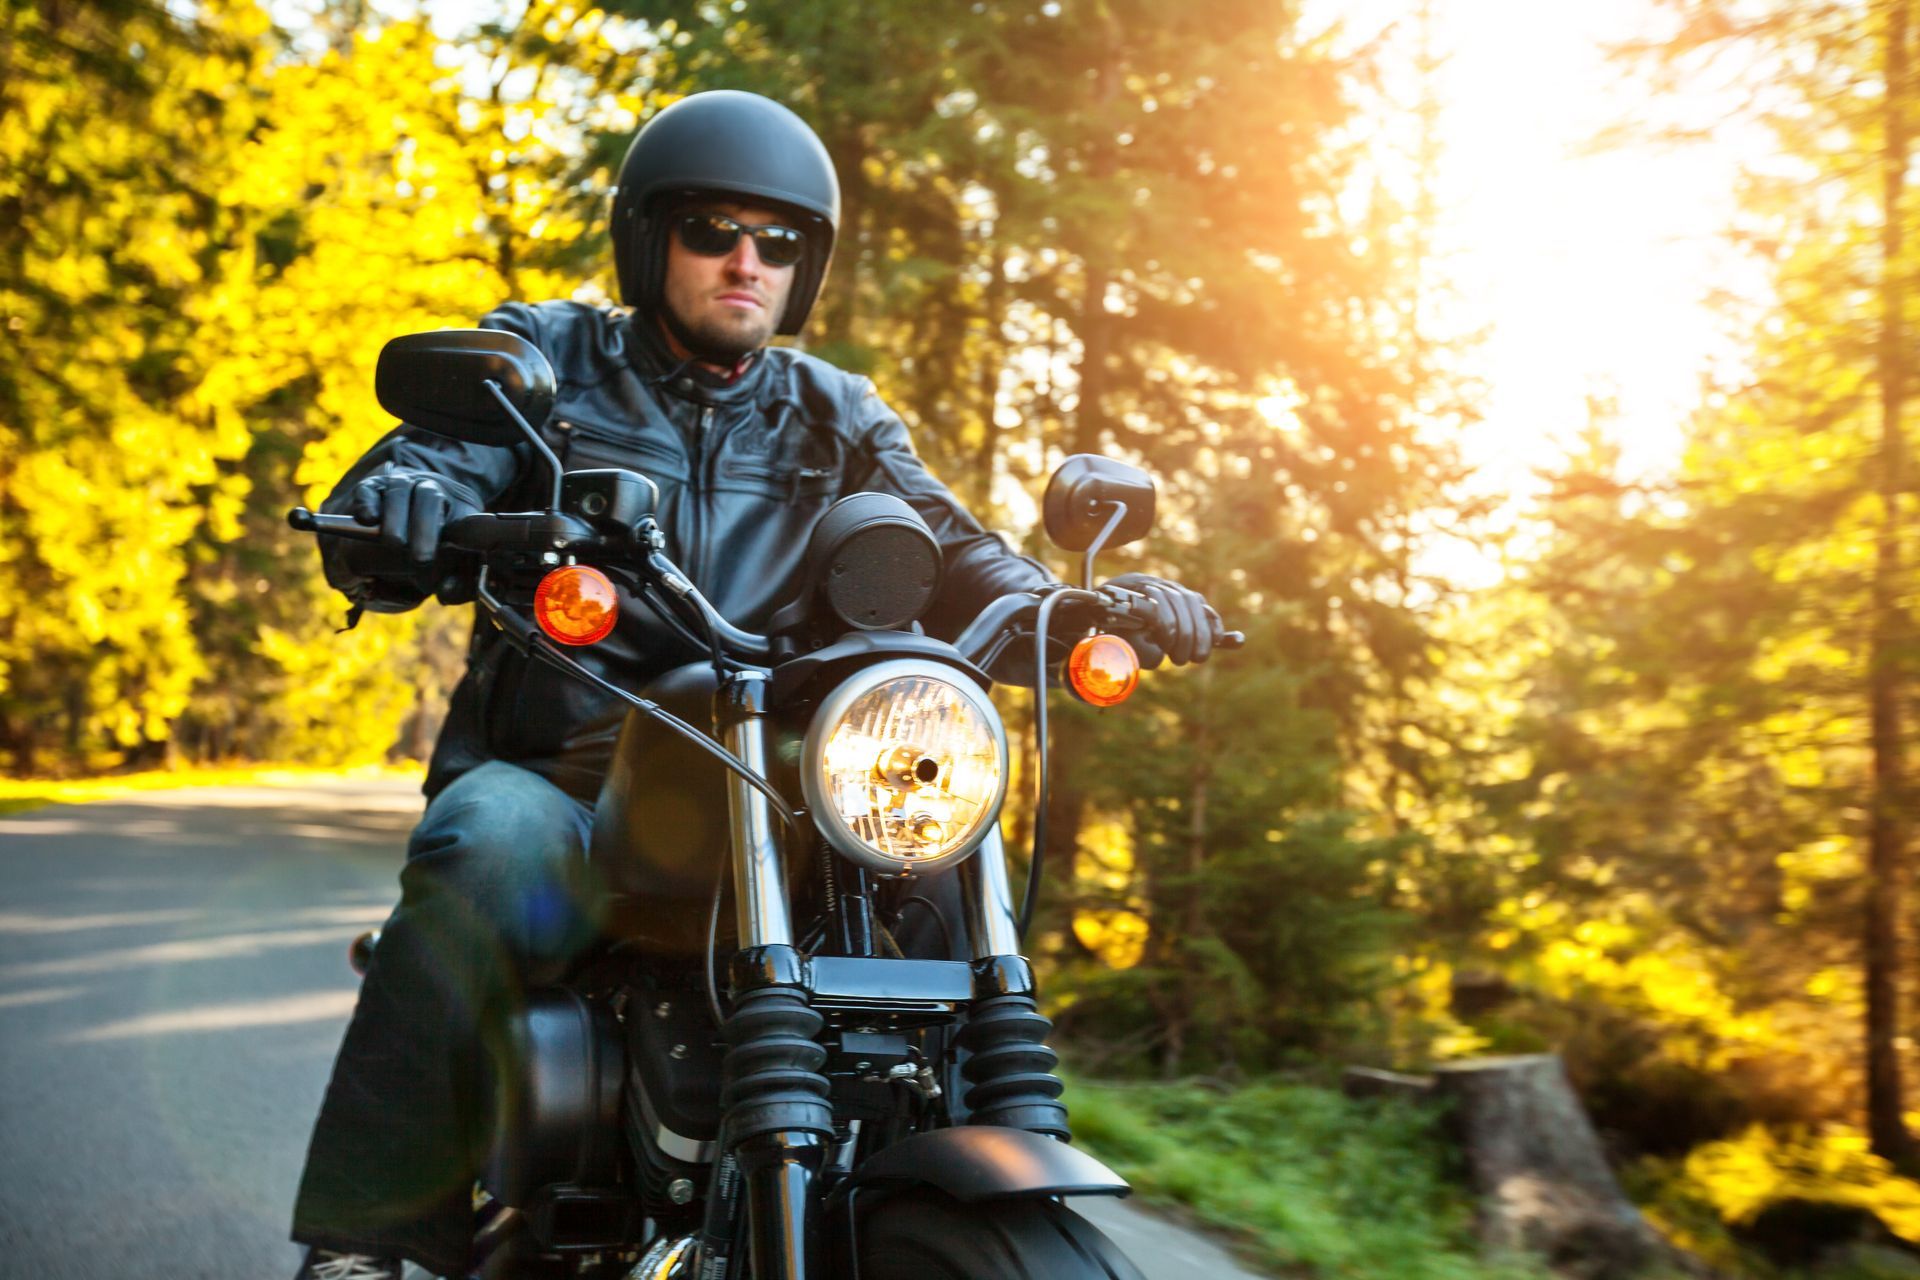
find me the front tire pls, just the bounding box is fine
[855,1190,1146,1280]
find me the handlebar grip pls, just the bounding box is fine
[1216,630,1246,650]
[288,507,383,542]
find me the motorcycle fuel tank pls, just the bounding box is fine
[589,663,727,906]
[588,663,801,953]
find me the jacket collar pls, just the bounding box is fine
[624,310,772,408]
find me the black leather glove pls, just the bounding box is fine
[346,471,481,602]
[1104,572,1216,667]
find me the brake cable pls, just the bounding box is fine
[1020,586,1074,943]
[704,853,729,1028]
[530,640,802,836]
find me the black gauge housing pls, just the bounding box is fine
[769,494,942,652]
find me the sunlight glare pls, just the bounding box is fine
[62,990,358,1043]
[1312,0,1775,585]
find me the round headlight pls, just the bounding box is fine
[801,660,1008,877]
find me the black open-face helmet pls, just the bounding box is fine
[611,91,840,337]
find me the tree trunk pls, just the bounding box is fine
[1074,262,1113,457]
[1866,0,1914,1168]
[1433,1055,1711,1280]
[971,248,1007,510]
[1069,4,1123,459]
[817,133,867,354]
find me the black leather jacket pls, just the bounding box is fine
[321,301,1051,802]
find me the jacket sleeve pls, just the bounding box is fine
[315,303,541,610]
[844,379,1055,639]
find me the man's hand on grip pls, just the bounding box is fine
[346,472,480,603]
[1104,572,1216,667]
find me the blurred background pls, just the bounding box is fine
[6,0,1920,1274]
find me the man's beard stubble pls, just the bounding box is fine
[692,319,767,364]
[670,301,775,365]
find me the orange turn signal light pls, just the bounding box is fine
[534,565,618,646]
[1067,633,1140,707]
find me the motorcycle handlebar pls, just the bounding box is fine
[289,506,601,555]
[290,508,1242,664]
[949,585,1243,673]
[291,504,776,661]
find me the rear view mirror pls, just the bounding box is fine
[1043,455,1156,552]
[373,329,557,447]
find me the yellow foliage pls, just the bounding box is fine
[1501,893,1780,1066]
[0,761,422,812]
[1072,909,1149,970]
[1680,1125,1920,1241]
[1071,818,1150,969]
[1,0,649,769]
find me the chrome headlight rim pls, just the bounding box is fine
[800,658,1009,878]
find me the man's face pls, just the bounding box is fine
[660,200,799,363]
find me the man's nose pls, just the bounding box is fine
[724,236,765,279]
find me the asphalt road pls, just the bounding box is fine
[0,781,1263,1279]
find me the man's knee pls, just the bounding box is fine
[401,763,594,968]
[411,763,585,868]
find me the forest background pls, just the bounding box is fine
[9,0,1920,1274]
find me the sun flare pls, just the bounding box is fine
[1317,0,1775,584]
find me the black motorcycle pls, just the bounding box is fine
[291,330,1241,1280]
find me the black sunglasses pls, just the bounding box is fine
[674,212,807,268]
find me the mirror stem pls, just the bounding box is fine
[1079,501,1129,590]
[483,379,564,509]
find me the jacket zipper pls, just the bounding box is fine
[688,406,714,582]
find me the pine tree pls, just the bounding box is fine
[1591,0,1920,1164]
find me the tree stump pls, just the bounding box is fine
[1432,1055,1713,1280]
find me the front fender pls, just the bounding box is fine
[836,1126,1130,1205]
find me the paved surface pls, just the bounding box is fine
[0,781,1264,1279]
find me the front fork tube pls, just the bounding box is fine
[736,1131,829,1279]
[708,674,833,1280]
[721,672,790,950]
[959,826,1022,960]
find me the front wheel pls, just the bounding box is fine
[854,1190,1147,1280]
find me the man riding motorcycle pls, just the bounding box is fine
[289,90,1218,1280]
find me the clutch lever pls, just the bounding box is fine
[288,507,382,541]
[1095,583,1246,650]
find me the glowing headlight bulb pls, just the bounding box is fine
[878,745,943,791]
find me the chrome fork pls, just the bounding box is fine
[720,670,792,948]
[707,671,828,1280]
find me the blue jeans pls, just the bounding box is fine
[292,762,595,1277]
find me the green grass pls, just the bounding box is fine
[1068,1077,1548,1280]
